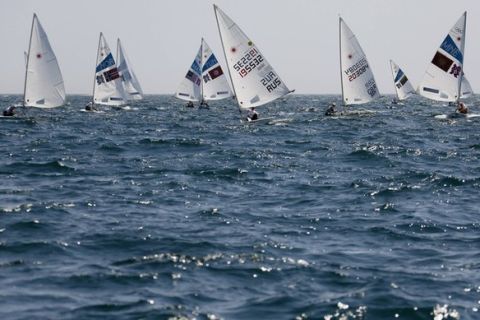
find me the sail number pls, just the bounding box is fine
[344,57,369,82]
[365,78,378,97]
[233,48,264,78]
[260,71,282,92]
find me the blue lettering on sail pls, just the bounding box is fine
[440,35,463,63]
[190,60,201,76]
[202,54,218,72]
[96,53,115,73]
[394,69,404,83]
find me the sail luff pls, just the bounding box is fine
[339,17,345,106]
[23,13,36,107]
[456,11,467,103]
[92,32,102,105]
[200,38,205,101]
[389,60,399,100]
[214,4,239,109]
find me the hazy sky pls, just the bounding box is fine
[1,0,479,95]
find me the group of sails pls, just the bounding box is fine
[329,11,469,116]
[3,8,473,119]
[177,7,471,119]
[88,33,143,110]
[3,13,143,117]
[175,5,294,122]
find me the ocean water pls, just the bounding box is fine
[1,94,480,320]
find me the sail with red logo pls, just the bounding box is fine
[23,14,66,108]
[339,17,380,107]
[214,5,292,110]
[199,38,232,102]
[92,33,127,106]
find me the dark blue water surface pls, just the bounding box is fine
[1,94,480,320]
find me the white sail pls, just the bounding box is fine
[339,18,380,105]
[117,39,143,100]
[175,46,202,102]
[461,76,473,98]
[389,60,415,100]
[417,12,466,102]
[200,38,232,101]
[214,5,292,109]
[23,14,66,108]
[93,33,127,106]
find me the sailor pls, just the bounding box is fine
[186,101,194,108]
[247,107,258,121]
[199,100,210,109]
[3,105,16,117]
[457,101,468,114]
[325,102,337,116]
[85,102,96,111]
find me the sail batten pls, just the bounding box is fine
[214,5,291,109]
[24,14,66,108]
[417,12,467,102]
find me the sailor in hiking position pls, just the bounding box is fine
[247,107,258,121]
[457,101,468,114]
[3,105,16,117]
[325,102,337,116]
[85,102,97,111]
[199,100,210,109]
[186,101,194,108]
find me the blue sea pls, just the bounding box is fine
[1,94,480,320]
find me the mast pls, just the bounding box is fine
[214,5,242,116]
[389,60,399,100]
[116,38,123,100]
[456,12,467,104]
[116,38,121,73]
[339,17,345,108]
[92,33,102,105]
[23,13,36,107]
[200,38,204,102]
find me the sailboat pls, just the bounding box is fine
[417,12,466,106]
[214,5,293,121]
[117,39,144,101]
[91,33,127,108]
[338,17,380,114]
[175,38,231,105]
[24,13,66,109]
[389,60,415,102]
